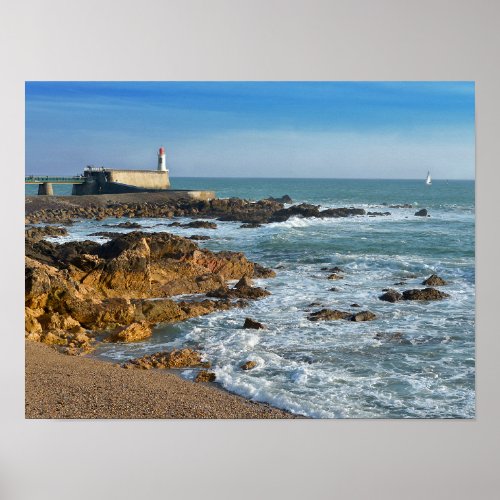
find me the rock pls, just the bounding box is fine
[320,207,365,218]
[122,349,210,370]
[240,223,262,229]
[307,302,323,307]
[350,303,361,308]
[389,204,412,208]
[414,209,428,217]
[402,288,450,301]
[105,321,152,343]
[182,220,217,229]
[327,273,344,280]
[307,309,350,321]
[188,235,211,240]
[25,226,68,242]
[393,281,406,286]
[114,221,142,228]
[266,195,292,204]
[194,370,216,382]
[25,307,43,335]
[367,211,391,216]
[350,310,377,322]
[243,318,265,329]
[235,275,253,289]
[373,332,405,343]
[207,284,270,300]
[329,287,339,292]
[241,360,257,370]
[379,289,403,303]
[269,203,322,222]
[422,274,447,286]
[323,266,343,273]
[252,263,276,278]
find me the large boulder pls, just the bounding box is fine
[241,360,257,371]
[379,289,403,303]
[243,318,265,329]
[350,311,377,322]
[402,287,450,301]
[307,309,351,321]
[122,349,210,370]
[195,370,216,382]
[105,321,152,343]
[422,274,447,286]
[414,209,428,217]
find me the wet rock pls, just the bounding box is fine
[329,287,339,292]
[379,289,403,303]
[269,203,322,222]
[350,310,377,322]
[182,220,217,229]
[414,209,428,217]
[367,211,391,216]
[241,360,257,371]
[106,221,142,229]
[327,273,344,280]
[188,235,211,240]
[323,266,344,273]
[195,370,216,382]
[235,275,253,289]
[350,303,361,308]
[105,321,152,343]
[240,223,262,229]
[243,318,265,329]
[88,231,122,238]
[122,349,210,370]
[389,204,413,208]
[402,287,450,301]
[373,332,405,343]
[307,309,351,321]
[320,207,365,218]
[266,195,292,204]
[422,274,447,286]
[393,281,406,286]
[207,285,271,300]
[252,263,276,278]
[307,302,323,307]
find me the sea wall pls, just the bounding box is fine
[107,170,170,189]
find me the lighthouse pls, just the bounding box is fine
[157,146,167,172]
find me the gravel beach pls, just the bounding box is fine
[25,342,295,419]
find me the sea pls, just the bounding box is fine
[26,178,475,418]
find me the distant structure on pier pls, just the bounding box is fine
[72,147,171,195]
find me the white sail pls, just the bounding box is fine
[426,171,432,185]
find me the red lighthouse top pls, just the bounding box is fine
[159,147,165,155]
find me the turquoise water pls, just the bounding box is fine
[34,178,475,418]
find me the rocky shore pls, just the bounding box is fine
[25,194,443,418]
[25,192,383,225]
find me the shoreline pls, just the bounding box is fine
[25,341,298,419]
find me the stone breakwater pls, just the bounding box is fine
[25,227,275,356]
[25,193,373,225]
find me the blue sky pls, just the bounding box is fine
[25,81,475,179]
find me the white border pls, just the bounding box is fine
[1,1,499,499]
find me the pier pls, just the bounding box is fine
[25,176,86,195]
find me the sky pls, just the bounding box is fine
[25,81,475,179]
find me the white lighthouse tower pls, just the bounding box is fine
[157,146,167,172]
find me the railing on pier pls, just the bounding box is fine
[25,176,86,184]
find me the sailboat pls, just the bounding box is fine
[426,171,432,185]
